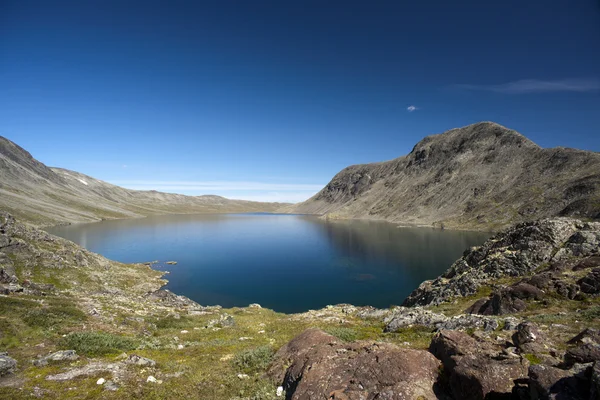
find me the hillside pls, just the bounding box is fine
[289,122,600,231]
[0,136,284,226]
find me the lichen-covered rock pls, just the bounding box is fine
[383,307,500,332]
[513,322,546,353]
[33,350,79,367]
[0,353,17,376]
[404,219,600,307]
[125,354,156,367]
[268,328,442,400]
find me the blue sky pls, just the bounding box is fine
[1,0,599,203]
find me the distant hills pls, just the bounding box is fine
[0,136,284,226]
[289,122,600,231]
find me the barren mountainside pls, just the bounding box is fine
[290,122,600,231]
[0,136,284,226]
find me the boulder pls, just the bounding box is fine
[564,343,600,367]
[578,268,600,295]
[448,354,529,400]
[429,330,528,400]
[268,328,442,400]
[567,328,600,346]
[125,354,156,367]
[468,283,543,315]
[572,256,600,271]
[0,354,17,376]
[512,322,546,353]
[529,364,591,400]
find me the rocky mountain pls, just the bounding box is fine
[0,136,284,226]
[289,122,600,231]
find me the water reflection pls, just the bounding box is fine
[47,214,491,312]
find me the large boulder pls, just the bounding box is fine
[429,330,528,400]
[529,364,591,400]
[268,328,442,400]
[468,283,544,315]
[578,268,600,295]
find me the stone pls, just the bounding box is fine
[578,268,600,295]
[0,354,17,377]
[268,328,441,400]
[529,364,591,400]
[96,378,105,385]
[512,322,546,353]
[564,343,600,367]
[248,303,262,308]
[104,380,119,391]
[33,350,78,367]
[448,354,529,400]
[125,354,156,367]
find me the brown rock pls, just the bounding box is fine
[529,364,590,400]
[449,354,529,400]
[268,328,442,400]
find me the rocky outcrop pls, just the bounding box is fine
[383,306,501,332]
[289,122,600,231]
[404,218,600,307]
[268,328,443,399]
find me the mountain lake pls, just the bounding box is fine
[46,213,492,313]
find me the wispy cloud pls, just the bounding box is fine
[109,180,323,191]
[107,180,323,203]
[453,78,600,94]
[407,105,418,112]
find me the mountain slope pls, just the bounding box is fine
[289,122,600,231]
[0,136,284,226]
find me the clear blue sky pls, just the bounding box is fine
[1,0,599,202]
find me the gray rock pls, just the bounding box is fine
[404,219,592,307]
[104,380,119,391]
[529,364,591,400]
[126,354,156,367]
[0,354,17,376]
[33,350,79,367]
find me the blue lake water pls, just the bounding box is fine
[46,213,491,313]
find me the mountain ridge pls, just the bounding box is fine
[288,122,600,231]
[0,136,285,226]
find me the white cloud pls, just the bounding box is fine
[407,105,418,112]
[453,78,600,94]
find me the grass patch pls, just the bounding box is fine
[154,315,195,330]
[61,332,139,356]
[325,326,360,342]
[523,353,542,365]
[233,345,274,374]
[580,306,600,321]
[23,303,87,329]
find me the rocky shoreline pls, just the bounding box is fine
[1,212,600,399]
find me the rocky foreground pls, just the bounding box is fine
[1,213,600,399]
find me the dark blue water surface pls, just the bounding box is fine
[46,214,491,313]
